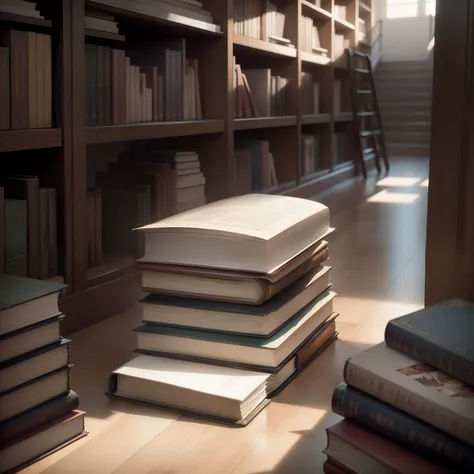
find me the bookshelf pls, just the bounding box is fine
[0,0,374,334]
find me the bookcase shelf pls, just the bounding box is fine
[86,120,225,144]
[0,0,374,334]
[301,1,332,21]
[233,34,297,58]
[0,129,63,153]
[233,116,297,131]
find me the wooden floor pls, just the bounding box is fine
[24,157,430,474]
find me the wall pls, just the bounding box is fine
[373,0,435,62]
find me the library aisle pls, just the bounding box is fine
[22,156,430,474]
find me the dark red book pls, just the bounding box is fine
[323,459,355,474]
[324,420,451,474]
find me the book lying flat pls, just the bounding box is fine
[135,290,336,369]
[0,315,63,363]
[136,194,330,273]
[139,239,330,305]
[0,390,79,447]
[141,265,332,337]
[344,342,474,446]
[0,338,70,394]
[325,420,451,474]
[385,299,474,386]
[0,365,71,423]
[108,355,270,426]
[0,275,66,336]
[0,410,86,474]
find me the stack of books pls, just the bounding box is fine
[0,275,86,473]
[324,301,474,473]
[108,193,338,425]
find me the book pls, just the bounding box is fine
[108,355,269,425]
[0,316,61,365]
[344,342,474,446]
[0,338,70,394]
[325,420,451,474]
[135,290,336,369]
[141,265,332,336]
[136,194,331,273]
[332,383,474,471]
[139,239,329,305]
[0,410,86,474]
[0,365,71,422]
[0,390,79,446]
[385,300,474,386]
[0,275,66,336]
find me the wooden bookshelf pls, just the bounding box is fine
[0,0,374,334]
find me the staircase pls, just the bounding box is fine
[374,60,433,157]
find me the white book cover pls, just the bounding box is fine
[113,354,269,402]
[345,342,474,446]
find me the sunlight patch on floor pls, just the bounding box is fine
[367,189,420,204]
[420,179,429,187]
[376,177,422,187]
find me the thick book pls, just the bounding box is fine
[0,365,71,423]
[108,355,270,426]
[0,315,63,363]
[385,300,474,386]
[0,338,70,394]
[0,390,79,446]
[135,290,335,369]
[332,383,474,472]
[136,194,330,273]
[344,342,474,446]
[141,265,332,337]
[0,275,66,336]
[0,410,86,474]
[138,239,330,305]
[325,420,451,474]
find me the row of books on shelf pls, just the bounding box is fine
[108,193,337,424]
[0,178,60,282]
[85,41,202,126]
[0,30,52,131]
[233,0,294,48]
[300,16,329,57]
[0,275,86,473]
[324,301,474,473]
[233,60,289,118]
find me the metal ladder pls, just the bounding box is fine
[347,49,389,179]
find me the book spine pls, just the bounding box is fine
[0,390,79,447]
[343,358,474,446]
[385,323,474,387]
[331,383,474,472]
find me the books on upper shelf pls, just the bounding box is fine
[233,0,294,48]
[135,193,331,273]
[333,5,347,21]
[232,61,289,118]
[0,178,59,280]
[0,30,52,131]
[325,299,474,473]
[0,0,44,19]
[334,34,350,59]
[91,0,222,33]
[85,10,120,34]
[109,354,270,425]
[302,73,320,115]
[0,274,86,472]
[88,149,205,264]
[301,134,321,176]
[234,139,278,194]
[85,40,202,126]
[138,239,330,305]
[301,17,329,57]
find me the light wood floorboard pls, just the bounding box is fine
[22,157,429,474]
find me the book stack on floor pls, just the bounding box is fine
[324,301,474,473]
[0,275,86,474]
[108,193,338,425]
